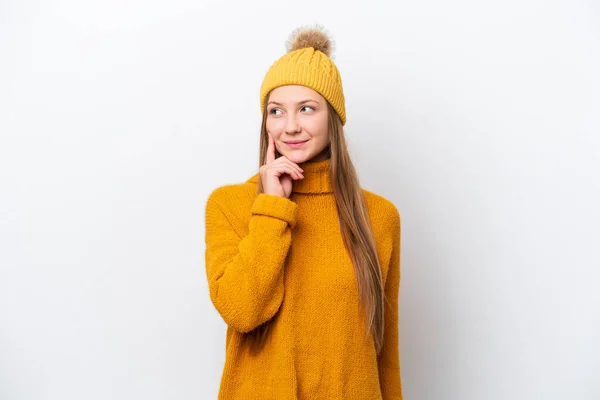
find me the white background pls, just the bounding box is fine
[1,1,599,399]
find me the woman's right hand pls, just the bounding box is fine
[260,135,304,198]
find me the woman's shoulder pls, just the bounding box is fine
[204,177,259,235]
[361,188,401,228]
[206,175,258,209]
[361,188,399,215]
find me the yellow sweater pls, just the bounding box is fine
[204,157,403,399]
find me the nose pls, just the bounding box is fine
[284,114,301,135]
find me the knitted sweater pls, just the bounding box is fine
[204,157,403,399]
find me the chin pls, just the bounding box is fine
[280,151,309,164]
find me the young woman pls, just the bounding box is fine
[204,25,403,399]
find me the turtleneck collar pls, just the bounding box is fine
[247,157,333,194]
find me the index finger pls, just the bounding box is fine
[265,135,276,165]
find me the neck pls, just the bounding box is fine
[293,157,333,194]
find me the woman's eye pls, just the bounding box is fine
[269,106,313,115]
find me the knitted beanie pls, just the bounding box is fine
[259,24,347,126]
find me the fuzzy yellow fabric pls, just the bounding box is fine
[204,157,403,399]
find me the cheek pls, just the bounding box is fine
[266,118,283,135]
[309,114,328,133]
[310,118,329,140]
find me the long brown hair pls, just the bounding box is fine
[246,93,386,355]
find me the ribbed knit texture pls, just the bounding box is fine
[204,158,403,399]
[260,47,347,126]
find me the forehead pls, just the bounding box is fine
[268,85,324,103]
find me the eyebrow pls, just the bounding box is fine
[267,99,320,107]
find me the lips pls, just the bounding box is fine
[285,140,309,144]
[285,140,308,148]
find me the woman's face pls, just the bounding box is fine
[266,85,330,164]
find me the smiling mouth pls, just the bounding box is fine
[285,140,308,147]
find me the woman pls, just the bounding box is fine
[204,24,403,399]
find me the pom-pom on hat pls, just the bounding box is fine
[259,24,347,126]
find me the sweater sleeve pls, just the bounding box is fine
[204,192,298,333]
[377,207,403,400]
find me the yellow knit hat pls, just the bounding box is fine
[259,24,347,126]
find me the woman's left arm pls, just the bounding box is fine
[377,207,403,400]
